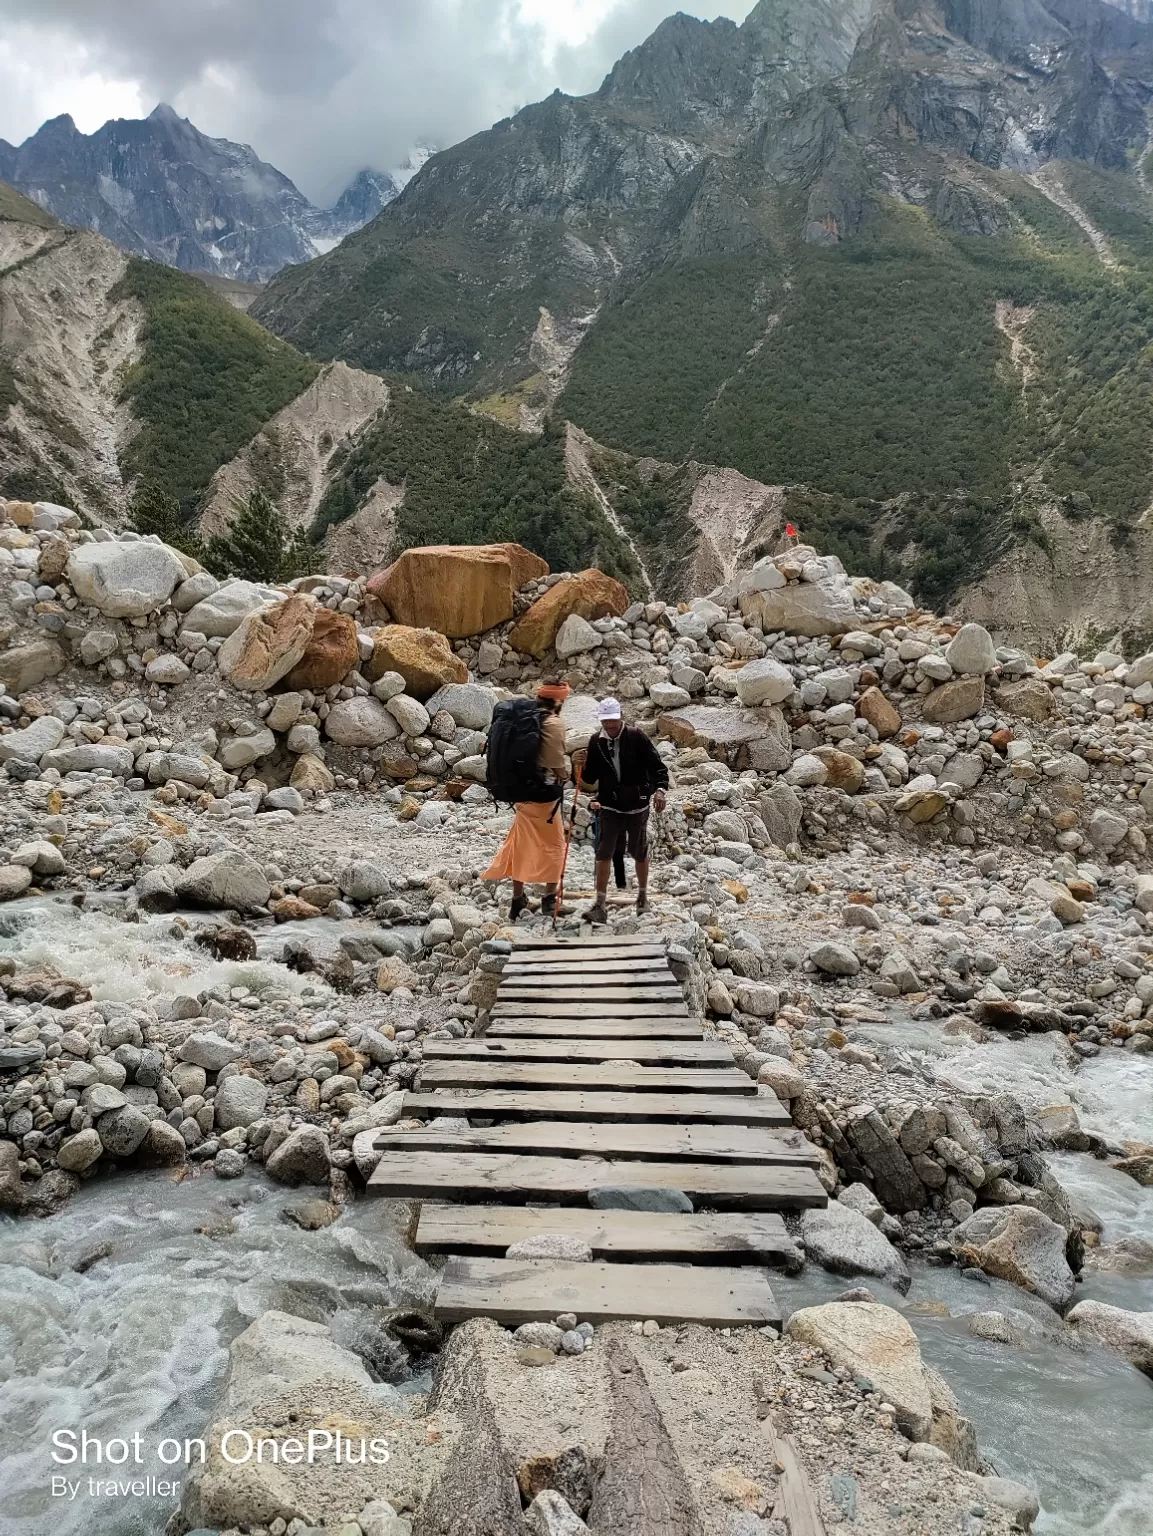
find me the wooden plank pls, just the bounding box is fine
[415,1204,801,1266]
[368,1151,827,1208]
[402,1090,791,1126]
[422,1039,732,1066]
[504,957,675,976]
[498,971,675,989]
[418,1061,756,1094]
[376,1120,819,1164]
[486,1017,703,1040]
[511,936,663,953]
[435,1257,781,1328]
[492,1001,688,1019]
[498,985,684,1003]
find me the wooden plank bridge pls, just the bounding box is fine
[369,933,827,1329]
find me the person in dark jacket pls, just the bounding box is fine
[574,697,668,922]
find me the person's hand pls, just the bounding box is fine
[589,800,601,814]
[654,790,667,813]
[572,748,587,768]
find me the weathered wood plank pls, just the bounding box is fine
[486,1017,703,1040]
[414,1204,801,1266]
[418,1061,755,1093]
[504,957,675,976]
[510,936,663,953]
[498,972,676,990]
[402,1089,790,1126]
[368,1151,826,1208]
[435,1258,781,1328]
[498,986,684,1004]
[376,1119,818,1164]
[422,1039,732,1066]
[492,1001,689,1019]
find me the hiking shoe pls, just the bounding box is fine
[541,895,570,919]
[582,901,608,925]
[509,895,531,921]
[635,890,649,915]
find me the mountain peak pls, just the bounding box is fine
[148,102,184,124]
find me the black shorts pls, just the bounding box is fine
[595,807,649,862]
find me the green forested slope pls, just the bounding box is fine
[312,388,641,586]
[115,258,319,513]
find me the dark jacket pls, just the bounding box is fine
[581,726,669,813]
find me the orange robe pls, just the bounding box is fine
[483,714,568,885]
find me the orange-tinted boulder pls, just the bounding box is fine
[216,594,316,692]
[509,569,629,659]
[283,608,359,690]
[365,624,468,700]
[367,543,549,638]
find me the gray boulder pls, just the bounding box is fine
[180,578,279,637]
[213,1075,270,1130]
[801,1201,911,1293]
[588,1186,693,1213]
[424,682,496,731]
[264,1124,331,1186]
[0,715,64,763]
[41,743,135,776]
[324,697,400,747]
[97,1105,151,1157]
[176,851,271,911]
[178,1032,242,1072]
[68,539,186,617]
[1066,1300,1153,1376]
[950,1205,1075,1310]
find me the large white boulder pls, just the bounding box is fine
[67,540,186,618]
[179,578,281,638]
[324,698,400,747]
[735,656,794,707]
[945,623,998,676]
[424,683,496,731]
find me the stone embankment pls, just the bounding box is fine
[1,497,1151,1533]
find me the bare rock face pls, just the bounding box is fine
[369,543,549,637]
[365,624,468,700]
[217,594,316,692]
[283,607,359,689]
[509,570,629,658]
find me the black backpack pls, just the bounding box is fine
[486,698,562,804]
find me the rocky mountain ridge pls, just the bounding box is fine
[0,104,398,282]
[249,0,1153,644]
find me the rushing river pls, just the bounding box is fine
[0,1173,434,1536]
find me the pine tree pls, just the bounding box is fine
[205,488,316,583]
[130,483,203,561]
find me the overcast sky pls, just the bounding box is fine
[0,0,757,204]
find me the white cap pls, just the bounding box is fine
[597,697,622,721]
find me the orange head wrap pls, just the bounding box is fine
[536,682,571,703]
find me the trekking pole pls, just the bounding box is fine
[554,779,582,930]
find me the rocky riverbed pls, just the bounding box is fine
[0,503,1150,1533]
